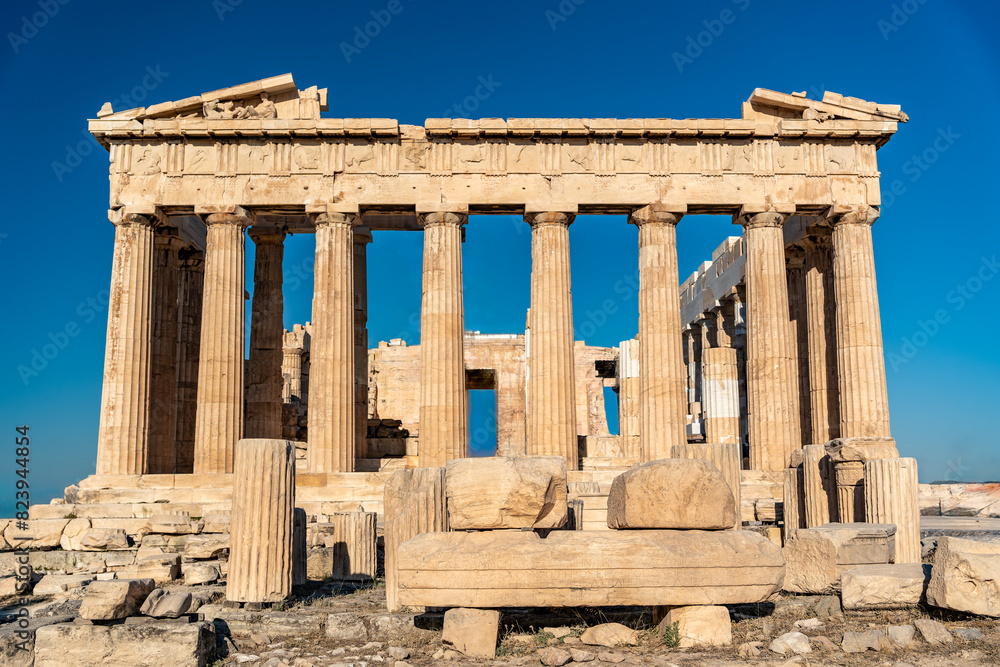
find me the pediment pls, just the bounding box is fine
[744,88,908,123]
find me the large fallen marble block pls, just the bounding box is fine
[606,459,736,529]
[79,578,155,620]
[446,456,567,529]
[841,563,930,610]
[783,523,896,594]
[926,536,1000,616]
[33,620,216,667]
[397,529,783,608]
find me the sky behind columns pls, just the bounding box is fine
[0,0,997,515]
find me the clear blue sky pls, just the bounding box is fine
[1,0,998,516]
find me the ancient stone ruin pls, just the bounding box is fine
[3,73,1000,666]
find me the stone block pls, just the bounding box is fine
[657,606,731,647]
[79,578,155,620]
[33,620,215,666]
[183,533,230,560]
[78,528,129,551]
[397,529,784,608]
[60,518,92,550]
[927,536,1000,616]
[442,608,499,659]
[34,573,95,595]
[580,623,638,647]
[201,510,231,533]
[446,456,567,530]
[148,513,203,535]
[782,523,895,594]
[769,631,811,655]
[121,554,181,585]
[841,563,930,610]
[140,588,195,618]
[325,612,368,641]
[183,562,221,586]
[913,618,953,645]
[23,519,69,549]
[842,629,890,653]
[606,459,735,529]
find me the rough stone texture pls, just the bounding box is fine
[606,459,736,530]
[538,647,572,666]
[184,562,220,585]
[580,623,639,647]
[802,444,838,528]
[671,444,741,532]
[888,624,915,647]
[865,457,921,563]
[442,608,499,659]
[397,529,784,608]
[418,211,468,466]
[325,612,368,641]
[841,563,930,609]
[742,210,799,471]
[926,536,1000,616]
[33,620,215,667]
[526,211,578,469]
[79,578,155,620]
[307,211,356,473]
[446,456,568,530]
[913,618,953,645]
[183,533,229,560]
[770,631,811,655]
[383,468,448,612]
[245,229,285,439]
[842,629,890,653]
[120,554,180,585]
[193,207,249,474]
[631,206,687,461]
[659,605,731,647]
[60,518,92,550]
[78,528,128,551]
[227,439,295,603]
[328,510,377,581]
[140,588,194,618]
[34,573,95,595]
[783,523,896,594]
[827,437,899,523]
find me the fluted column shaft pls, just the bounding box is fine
[802,443,839,527]
[831,207,891,438]
[804,237,840,443]
[309,212,356,473]
[193,208,249,474]
[246,229,285,439]
[147,229,183,473]
[417,212,468,467]
[96,209,158,475]
[617,338,640,441]
[526,211,578,469]
[354,229,372,459]
[175,250,204,474]
[741,211,800,471]
[864,457,920,563]
[702,346,741,445]
[787,252,811,448]
[631,205,687,461]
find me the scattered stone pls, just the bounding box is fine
[596,652,625,664]
[888,624,916,647]
[813,636,839,652]
[79,528,129,551]
[607,459,736,529]
[913,618,953,645]
[59,518,92,550]
[79,578,155,620]
[658,605,731,647]
[782,523,896,594]
[793,618,824,630]
[446,456,568,529]
[927,536,1000,616]
[842,629,889,653]
[140,588,194,618]
[183,562,221,585]
[388,646,409,659]
[442,607,500,659]
[953,627,984,641]
[579,623,639,647]
[34,574,95,596]
[568,647,595,662]
[738,641,764,658]
[538,646,571,666]
[325,613,368,641]
[121,554,181,585]
[813,595,843,619]
[543,626,572,638]
[770,631,811,655]
[841,563,930,610]
[562,636,580,645]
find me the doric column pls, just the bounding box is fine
[245,229,285,439]
[147,227,183,474]
[526,209,578,469]
[830,206,891,438]
[96,207,160,476]
[802,443,838,527]
[786,247,811,448]
[417,210,468,467]
[617,338,640,442]
[630,204,687,462]
[804,235,840,443]
[308,208,357,473]
[702,346,741,445]
[864,457,920,563]
[174,248,204,474]
[193,205,251,474]
[738,208,799,471]
[354,228,372,460]
[683,329,698,408]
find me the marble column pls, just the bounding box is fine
[802,443,839,527]
[245,229,285,440]
[174,249,204,474]
[830,206,891,438]
[308,210,357,473]
[96,207,160,476]
[630,205,687,462]
[864,457,920,563]
[193,205,251,474]
[836,461,866,523]
[783,466,806,543]
[804,235,840,443]
[417,211,468,467]
[526,210,578,469]
[739,209,800,471]
[702,346,741,445]
[786,248,811,448]
[616,338,640,442]
[354,228,372,460]
[147,227,183,474]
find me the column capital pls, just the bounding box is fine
[824,204,880,227]
[354,226,373,245]
[248,227,286,245]
[734,206,792,229]
[418,211,468,228]
[309,211,360,228]
[196,204,254,227]
[524,211,575,227]
[628,203,686,226]
[109,205,165,227]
